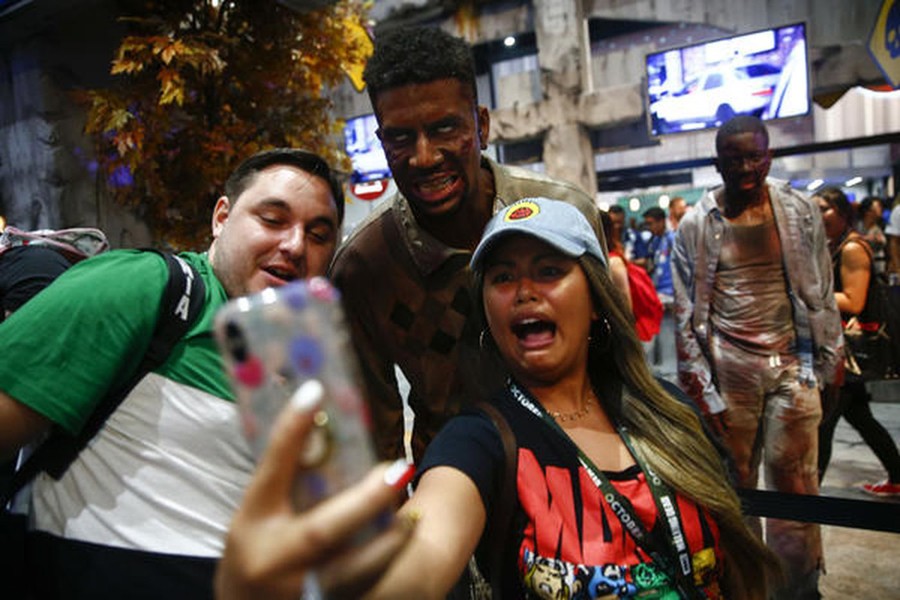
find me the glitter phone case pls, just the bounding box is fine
[213,277,377,512]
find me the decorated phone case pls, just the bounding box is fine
[213,277,377,512]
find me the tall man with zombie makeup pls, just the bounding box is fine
[330,26,605,463]
[672,115,842,599]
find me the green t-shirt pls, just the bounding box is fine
[0,249,232,434]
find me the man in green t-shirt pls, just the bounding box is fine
[0,148,344,598]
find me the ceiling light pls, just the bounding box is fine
[845,176,863,187]
[504,36,516,47]
[629,197,641,212]
[806,179,824,192]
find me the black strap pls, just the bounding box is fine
[475,400,517,600]
[507,380,703,599]
[2,252,205,504]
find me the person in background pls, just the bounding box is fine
[667,195,688,231]
[814,187,900,497]
[0,148,409,598]
[672,115,842,599]
[855,196,887,277]
[884,197,900,379]
[357,197,779,598]
[642,206,675,305]
[642,206,676,377]
[601,209,664,344]
[886,196,900,280]
[599,209,632,312]
[0,238,102,597]
[0,242,83,492]
[629,217,653,272]
[330,25,605,464]
[0,245,73,321]
[608,205,635,260]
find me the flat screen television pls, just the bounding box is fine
[343,113,391,183]
[645,23,809,136]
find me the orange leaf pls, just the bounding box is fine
[160,39,186,65]
[114,132,134,156]
[108,108,132,131]
[160,79,185,105]
[111,59,143,75]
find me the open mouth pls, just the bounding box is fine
[263,266,299,284]
[512,318,556,344]
[414,173,460,201]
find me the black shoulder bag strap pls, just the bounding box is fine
[2,251,205,505]
[475,400,518,600]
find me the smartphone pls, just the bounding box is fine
[213,277,377,512]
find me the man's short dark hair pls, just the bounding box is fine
[715,115,769,154]
[224,148,344,225]
[643,206,666,221]
[608,205,626,216]
[363,26,478,105]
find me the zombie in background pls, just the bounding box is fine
[673,115,842,600]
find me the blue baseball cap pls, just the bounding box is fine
[470,197,606,271]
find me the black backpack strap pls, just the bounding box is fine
[475,400,517,600]
[2,251,205,504]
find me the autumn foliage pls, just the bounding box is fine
[79,0,370,249]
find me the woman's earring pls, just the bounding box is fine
[590,317,612,350]
[479,328,491,350]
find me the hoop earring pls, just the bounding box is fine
[479,328,492,350]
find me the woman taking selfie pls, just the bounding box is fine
[219,198,778,599]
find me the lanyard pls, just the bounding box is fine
[507,381,700,598]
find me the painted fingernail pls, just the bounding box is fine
[290,379,325,414]
[383,459,415,490]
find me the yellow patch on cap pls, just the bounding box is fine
[504,201,540,222]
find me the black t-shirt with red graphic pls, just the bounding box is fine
[418,386,725,599]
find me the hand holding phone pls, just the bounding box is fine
[214,278,379,512]
[214,377,417,600]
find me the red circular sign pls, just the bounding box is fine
[351,179,389,202]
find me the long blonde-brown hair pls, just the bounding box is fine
[474,250,780,599]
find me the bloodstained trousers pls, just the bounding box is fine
[709,333,823,596]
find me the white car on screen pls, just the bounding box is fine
[762,44,809,120]
[650,63,780,132]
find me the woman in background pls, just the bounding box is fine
[599,209,633,312]
[815,186,900,497]
[855,196,887,277]
[601,209,663,343]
